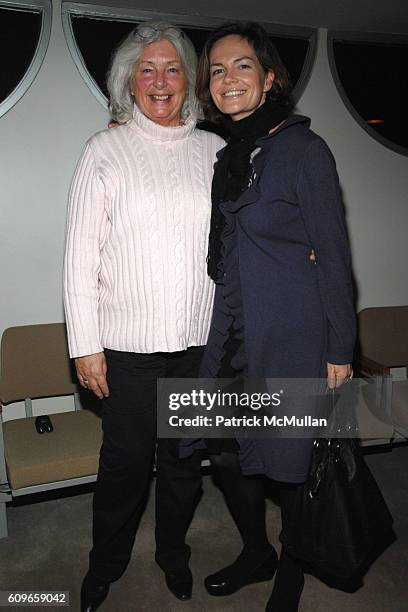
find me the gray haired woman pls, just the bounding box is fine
[63,22,224,611]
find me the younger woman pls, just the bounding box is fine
[190,22,356,611]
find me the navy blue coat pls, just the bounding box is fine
[184,116,356,483]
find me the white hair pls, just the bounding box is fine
[107,21,201,123]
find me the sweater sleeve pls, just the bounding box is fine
[63,142,108,358]
[296,137,356,364]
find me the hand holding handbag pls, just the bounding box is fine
[280,393,394,580]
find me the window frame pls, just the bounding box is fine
[62,2,317,110]
[0,0,52,118]
[328,29,408,157]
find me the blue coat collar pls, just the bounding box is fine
[216,115,311,213]
[215,114,311,162]
[256,114,310,145]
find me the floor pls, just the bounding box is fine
[0,444,407,612]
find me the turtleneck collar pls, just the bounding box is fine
[129,104,196,142]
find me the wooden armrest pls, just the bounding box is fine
[355,355,390,376]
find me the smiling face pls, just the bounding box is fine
[131,38,187,127]
[209,35,274,121]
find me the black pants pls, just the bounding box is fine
[89,347,204,582]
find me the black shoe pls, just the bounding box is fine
[165,568,193,601]
[80,572,110,612]
[205,547,278,596]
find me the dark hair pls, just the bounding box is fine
[196,21,292,122]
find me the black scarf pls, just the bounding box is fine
[207,98,289,280]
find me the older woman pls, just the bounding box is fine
[184,21,356,612]
[63,22,224,611]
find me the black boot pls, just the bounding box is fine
[80,572,110,612]
[164,567,193,601]
[205,546,278,596]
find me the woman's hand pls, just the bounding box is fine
[327,362,353,389]
[75,352,109,399]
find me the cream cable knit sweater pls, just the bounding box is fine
[63,106,225,358]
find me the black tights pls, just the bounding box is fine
[209,451,269,554]
[209,452,304,609]
[209,452,302,552]
[267,484,305,611]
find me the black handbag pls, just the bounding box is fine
[280,428,394,580]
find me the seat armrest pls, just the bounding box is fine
[356,355,390,376]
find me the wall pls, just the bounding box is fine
[1,2,407,419]
[0,0,109,418]
[297,29,408,309]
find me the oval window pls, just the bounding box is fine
[0,1,52,117]
[329,33,408,156]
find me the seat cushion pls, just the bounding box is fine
[3,410,102,489]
